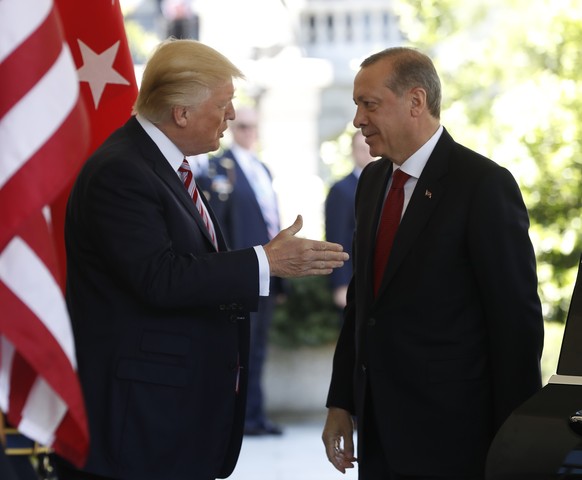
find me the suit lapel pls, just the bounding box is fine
[126,117,226,251]
[374,129,453,298]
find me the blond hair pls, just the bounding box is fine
[134,39,245,124]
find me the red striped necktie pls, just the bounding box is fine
[178,158,218,250]
[373,168,411,295]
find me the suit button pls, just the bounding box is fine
[229,314,245,323]
[361,364,367,372]
[367,317,376,326]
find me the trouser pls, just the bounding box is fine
[358,384,483,480]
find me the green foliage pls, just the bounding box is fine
[393,0,582,322]
[270,276,341,348]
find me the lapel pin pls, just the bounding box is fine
[425,189,432,199]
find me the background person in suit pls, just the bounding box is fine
[321,46,544,479]
[54,38,348,480]
[200,105,284,436]
[160,0,200,40]
[325,130,376,311]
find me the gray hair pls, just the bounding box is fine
[361,47,441,119]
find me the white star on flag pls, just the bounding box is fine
[76,39,130,108]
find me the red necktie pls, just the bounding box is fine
[178,159,218,250]
[373,169,411,295]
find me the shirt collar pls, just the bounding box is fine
[398,125,444,178]
[136,114,185,174]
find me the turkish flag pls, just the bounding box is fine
[51,0,138,286]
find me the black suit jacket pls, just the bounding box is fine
[327,128,544,476]
[64,117,260,480]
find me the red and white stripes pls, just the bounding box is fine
[0,0,89,467]
[179,158,219,250]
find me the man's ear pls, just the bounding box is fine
[409,87,427,117]
[172,105,189,127]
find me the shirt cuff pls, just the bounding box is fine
[253,245,271,296]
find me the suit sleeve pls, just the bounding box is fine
[75,156,260,311]
[326,283,357,413]
[467,166,544,429]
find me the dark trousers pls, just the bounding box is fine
[245,294,275,429]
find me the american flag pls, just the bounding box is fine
[0,0,137,467]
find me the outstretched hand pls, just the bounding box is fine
[264,215,349,278]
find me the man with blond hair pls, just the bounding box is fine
[55,39,348,480]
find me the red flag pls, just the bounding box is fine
[51,0,138,285]
[0,0,91,467]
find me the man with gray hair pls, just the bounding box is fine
[322,46,543,480]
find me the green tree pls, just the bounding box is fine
[394,0,582,322]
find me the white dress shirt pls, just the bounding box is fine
[136,115,270,295]
[388,125,444,218]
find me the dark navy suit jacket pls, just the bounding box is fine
[64,117,259,480]
[325,171,359,291]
